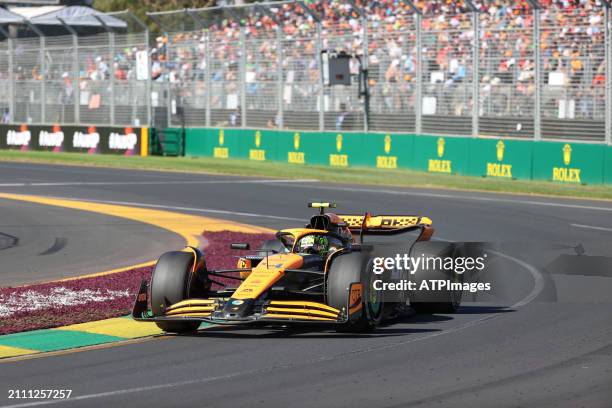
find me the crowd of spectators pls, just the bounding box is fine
[1,0,608,125]
[2,33,149,123]
[146,0,607,123]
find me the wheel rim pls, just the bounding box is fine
[367,280,383,320]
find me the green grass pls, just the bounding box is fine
[1,150,611,200]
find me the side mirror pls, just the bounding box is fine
[230,243,250,250]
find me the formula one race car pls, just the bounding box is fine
[132,203,463,333]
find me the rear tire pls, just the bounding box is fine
[326,252,383,332]
[409,242,463,314]
[150,251,202,333]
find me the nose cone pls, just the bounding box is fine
[217,298,255,320]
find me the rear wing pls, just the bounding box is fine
[338,213,433,240]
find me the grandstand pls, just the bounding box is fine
[0,0,610,143]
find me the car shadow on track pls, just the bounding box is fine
[453,305,515,314]
[182,327,440,339]
[173,325,441,339]
[167,306,514,339]
[170,312,469,339]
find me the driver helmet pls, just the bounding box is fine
[299,235,330,256]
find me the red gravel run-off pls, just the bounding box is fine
[0,231,273,335]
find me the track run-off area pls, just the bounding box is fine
[0,161,611,408]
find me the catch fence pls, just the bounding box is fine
[0,1,610,143]
[0,11,150,128]
[148,0,611,143]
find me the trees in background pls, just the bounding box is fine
[93,0,217,31]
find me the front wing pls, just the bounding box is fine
[132,280,360,326]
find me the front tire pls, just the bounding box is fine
[150,251,202,333]
[326,252,383,332]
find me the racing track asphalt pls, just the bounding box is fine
[0,161,611,408]
[0,196,184,286]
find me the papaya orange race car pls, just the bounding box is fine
[132,202,463,333]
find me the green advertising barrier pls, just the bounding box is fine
[184,128,213,157]
[277,130,315,165]
[155,128,184,156]
[532,141,605,184]
[412,134,470,175]
[282,131,367,167]
[209,128,249,160]
[181,127,611,185]
[241,129,276,162]
[605,146,612,185]
[364,133,415,169]
[185,128,467,173]
[186,128,284,162]
[276,130,299,165]
[280,130,332,166]
[468,138,533,180]
[193,130,416,169]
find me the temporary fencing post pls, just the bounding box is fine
[605,2,611,145]
[532,2,542,141]
[468,2,480,138]
[415,12,423,135]
[317,21,324,131]
[57,17,79,124]
[205,30,212,128]
[239,26,247,128]
[1,27,16,124]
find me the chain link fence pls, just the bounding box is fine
[367,10,417,133]
[0,1,610,144]
[478,2,536,138]
[148,0,610,143]
[539,4,607,140]
[0,10,150,127]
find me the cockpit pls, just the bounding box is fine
[275,230,350,258]
[295,233,346,257]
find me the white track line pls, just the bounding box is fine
[280,184,612,213]
[48,197,304,222]
[571,223,612,232]
[1,237,544,408]
[0,179,317,188]
[489,250,544,308]
[2,175,610,212]
[435,236,544,308]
